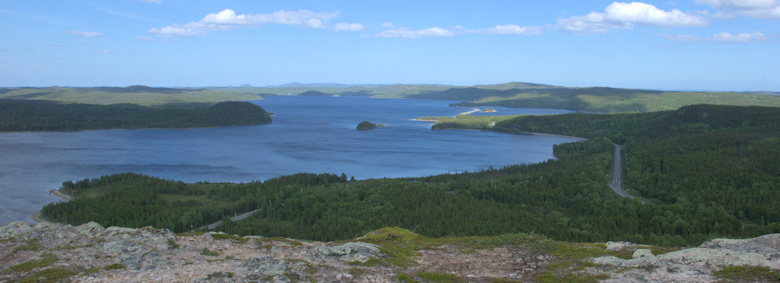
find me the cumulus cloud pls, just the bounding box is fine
[478,24,543,36]
[381,22,395,28]
[558,2,707,34]
[141,0,162,4]
[374,27,454,39]
[665,31,770,42]
[694,0,780,19]
[66,30,104,38]
[149,9,338,37]
[333,22,364,31]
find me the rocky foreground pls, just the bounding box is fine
[1,221,779,282]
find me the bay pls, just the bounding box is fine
[0,96,576,225]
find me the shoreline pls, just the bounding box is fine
[33,190,75,223]
[49,189,74,201]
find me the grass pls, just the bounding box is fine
[13,239,43,253]
[103,263,127,270]
[19,268,77,283]
[396,273,420,283]
[714,266,780,282]
[211,233,249,244]
[200,248,220,256]
[11,253,58,271]
[168,239,180,249]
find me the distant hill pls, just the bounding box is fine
[3,83,780,112]
[0,86,263,106]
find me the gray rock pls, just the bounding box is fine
[76,221,105,238]
[0,221,34,239]
[103,239,148,255]
[632,249,653,259]
[309,241,381,262]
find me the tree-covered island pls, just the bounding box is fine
[0,100,272,131]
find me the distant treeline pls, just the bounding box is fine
[41,104,780,246]
[0,100,271,131]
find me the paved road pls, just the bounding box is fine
[608,144,640,201]
[204,209,260,230]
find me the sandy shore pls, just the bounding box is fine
[49,189,74,201]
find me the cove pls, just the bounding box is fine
[0,96,576,225]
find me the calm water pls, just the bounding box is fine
[0,96,576,225]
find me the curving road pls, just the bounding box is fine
[608,144,640,201]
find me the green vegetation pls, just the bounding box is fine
[0,85,262,106]
[416,270,463,282]
[0,100,271,131]
[41,104,780,248]
[13,239,42,253]
[11,253,58,271]
[19,268,77,283]
[414,87,780,113]
[201,248,220,256]
[103,263,127,270]
[418,115,518,130]
[713,266,780,282]
[356,121,378,130]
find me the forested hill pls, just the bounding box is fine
[0,100,272,131]
[41,104,780,246]
[415,87,780,113]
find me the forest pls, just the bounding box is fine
[0,100,272,131]
[40,104,780,246]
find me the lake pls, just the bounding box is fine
[0,96,576,225]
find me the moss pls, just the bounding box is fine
[200,248,219,256]
[19,268,77,283]
[11,253,58,271]
[104,263,126,270]
[206,271,234,280]
[714,265,780,282]
[13,239,43,253]
[168,239,180,249]
[211,233,249,244]
[348,267,365,277]
[396,273,420,283]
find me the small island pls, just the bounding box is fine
[481,108,497,113]
[356,121,378,130]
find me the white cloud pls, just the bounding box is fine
[66,30,104,38]
[665,31,770,42]
[694,0,780,19]
[333,22,364,31]
[558,2,707,34]
[381,22,395,28]
[374,27,454,39]
[140,0,162,4]
[479,24,543,36]
[149,9,338,37]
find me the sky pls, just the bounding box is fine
[1,0,778,91]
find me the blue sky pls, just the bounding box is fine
[1,0,778,91]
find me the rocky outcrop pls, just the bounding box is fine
[308,242,382,263]
[2,221,778,282]
[591,234,780,282]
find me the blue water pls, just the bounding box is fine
[0,96,579,225]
